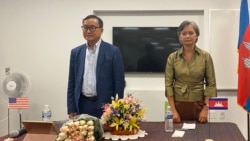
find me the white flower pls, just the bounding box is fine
[56,114,104,141]
[87,131,94,136]
[87,125,94,131]
[58,132,67,140]
[56,119,96,141]
[83,124,88,130]
[87,136,95,141]
[87,120,94,126]
[60,126,69,132]
[82,130,87,136]
[74,121,80,126]
[80,120,86,125]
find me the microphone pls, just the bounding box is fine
[9,127,27,138]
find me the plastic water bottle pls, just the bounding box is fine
[165,105,173,132]
[42,104,52,121]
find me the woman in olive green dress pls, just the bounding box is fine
[165,20,217,123]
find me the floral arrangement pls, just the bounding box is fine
[101,94,146,135]
[56,114,103,141]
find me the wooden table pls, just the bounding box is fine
[105,122,245,141]
[0,121,245,141]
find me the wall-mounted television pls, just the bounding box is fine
[113,27,181,73]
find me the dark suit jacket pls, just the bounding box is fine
[67,40,125,115]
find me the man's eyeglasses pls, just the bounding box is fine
[81,25,101,32]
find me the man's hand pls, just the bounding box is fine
[68,112,77,119]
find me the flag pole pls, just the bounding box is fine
[205,97,214,141]
[18,109,22,129]
[208,104,211,139]
[248,113,249,141]
[208,108,211,139]
[8,108,10,138]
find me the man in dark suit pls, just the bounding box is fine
[67,15,125,119]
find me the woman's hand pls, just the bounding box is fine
[173,110,181,123]
[199,106,208,123]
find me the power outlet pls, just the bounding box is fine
[209,111,216,119]
[220,112,225,119]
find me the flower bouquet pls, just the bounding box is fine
[101,94,146,135]
[56,114,104,141]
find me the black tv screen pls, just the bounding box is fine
[113,27,181,73]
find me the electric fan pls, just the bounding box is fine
[1,68,31,130]
[2,71,30,98]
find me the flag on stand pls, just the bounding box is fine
[209,98,228,110]
[8,97,29,109]
[237,0,250,112]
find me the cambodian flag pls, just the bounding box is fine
[209,98,228,110]
[237,0,250,112]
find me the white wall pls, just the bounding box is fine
[0,0,248,140]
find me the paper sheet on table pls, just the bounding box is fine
[182,123,196,129]
[172,130,185,137]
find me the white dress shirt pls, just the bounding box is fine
[82,39,101,97]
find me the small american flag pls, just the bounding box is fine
[8,97,29,109]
